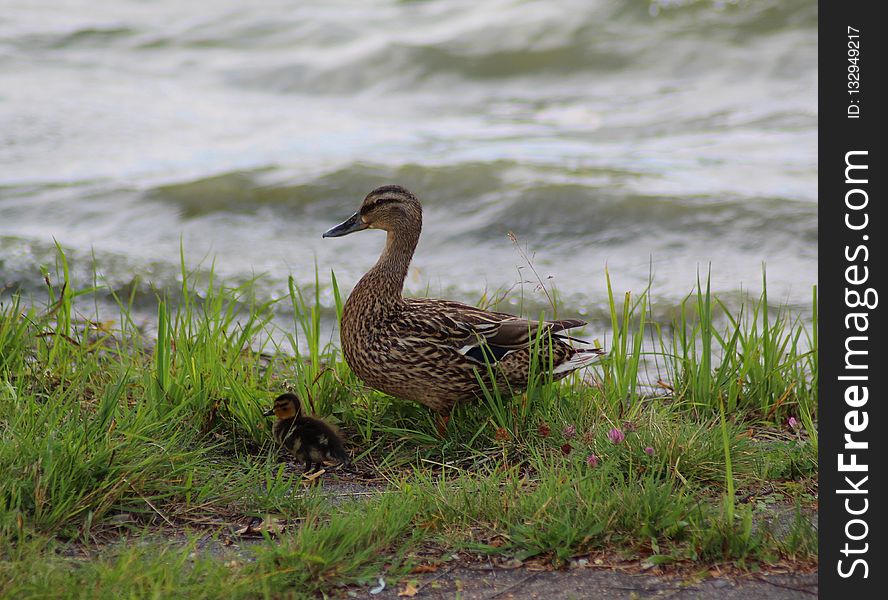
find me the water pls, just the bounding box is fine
[0,0,817,330]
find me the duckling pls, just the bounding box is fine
[264,393,350,473]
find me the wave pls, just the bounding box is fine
[0,232,813,336]
[1,0,817,327]
[4,0,816,95]
[137,161,815,245]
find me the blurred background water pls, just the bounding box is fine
[0,0,817,336]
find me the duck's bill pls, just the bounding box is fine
[322,212,368,238]
[263,408,275,416]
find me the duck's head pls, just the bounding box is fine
[323,185,422,238]
[264,393,302,419]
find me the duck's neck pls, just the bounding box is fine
[355,221,420,306]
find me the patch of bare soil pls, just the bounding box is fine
[356,545,817,600]
[365,563,816,599]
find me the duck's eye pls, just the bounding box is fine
[362,197,400,214]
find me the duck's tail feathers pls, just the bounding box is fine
[553,346,605,375]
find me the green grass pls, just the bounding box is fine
[0,246,817,598]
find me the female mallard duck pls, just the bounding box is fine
[323,185,604,412]
[265,393,350,472]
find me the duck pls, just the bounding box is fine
[264,393,351,473]
[322,185,604,412]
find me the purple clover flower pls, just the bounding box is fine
[562,424,577,440]
[607,427,625,444]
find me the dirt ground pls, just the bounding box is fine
[363,564,816,599]
[95,471,816,599]
[227,473,817,600]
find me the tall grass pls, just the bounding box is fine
[652,271,817,422]
[0,249,281,541]
[0,245,817,597]
[282,270,356,419]
[601,267,648,415]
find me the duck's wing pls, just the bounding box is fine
[399,298,590,364]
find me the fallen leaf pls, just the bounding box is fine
[260,515,285,536]
[436,414,450,436]
[411,564,440,574]
[302,469,326,484]
[234,515,285,537]
[398,582,419,597]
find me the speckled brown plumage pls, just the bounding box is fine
[323,185,604,412]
